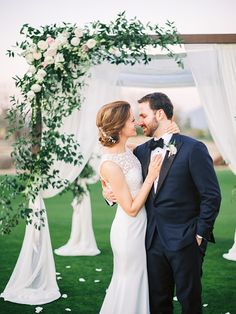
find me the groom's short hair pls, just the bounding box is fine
[138,92,173,119]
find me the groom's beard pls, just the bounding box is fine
[143,118,159,137]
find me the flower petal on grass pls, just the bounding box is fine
[56,272,61,275]
[62,294,68,298]
[66,265,71,269]
[173,296,178,301]
[94,280,100,283]
[79,278,86,282]
[65,308,72,312]
[57,276,62,280]
[95,268,102,272]
[203,304,208,307]
[35,307,43,313]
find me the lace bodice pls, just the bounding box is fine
[99,148,143,196]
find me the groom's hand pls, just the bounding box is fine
[101,179,117,203]
[196,235,203,246]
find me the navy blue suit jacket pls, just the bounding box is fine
[134,134,221,251]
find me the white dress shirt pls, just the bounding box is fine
[151,133,173,193]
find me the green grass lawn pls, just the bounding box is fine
[0,169,236,314]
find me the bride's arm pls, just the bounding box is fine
[100,155,162,217]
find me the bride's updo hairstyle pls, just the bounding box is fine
[96,101,131,147]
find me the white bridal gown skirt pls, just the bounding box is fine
[100,206,150,314]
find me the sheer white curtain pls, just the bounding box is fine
[185,44,236,261]
[1,63,121,305]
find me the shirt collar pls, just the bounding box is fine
[154,133,172,146]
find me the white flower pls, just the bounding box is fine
[38,40,48,51]
[37,69,47,78]
[29,44,37,53]
[43,55,54,66]
[56,272,61,275]
[44,47,57,57]
[70,37,80,46]
[55,53,65,63]
[31,83,41,93]
[95,268,102,272]
[55,34,68,47]
[25,53,34,64]
[202,304,208,307]
[74,27,84,38]
[66,265,71,268]
[79,278,86,282]
[28,65,37,74]
[86,38,97,49]
[108,47,121,57]
[65,309,71,312]
[94,280,100,283]
[35,307,43,313]
[62,294,68,298]
[57,276,62,280]
[27,90,35,100]
[33,51,42,60]
[167,143,177,157]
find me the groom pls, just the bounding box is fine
[103,92,221,314]
[133,92,221,314]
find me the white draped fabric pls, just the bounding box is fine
[1,63,121,305]
[54,156,101,256]
[185,44,236,173]
[185,44,236,261]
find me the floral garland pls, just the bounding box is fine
[0,12,182,234]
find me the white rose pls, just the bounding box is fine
[27,90,35,100]
[86,39,96,49]
[44,55,54,65]
[28,65,36,74]
[37,69,47,78]
[70,37,80,46]
[38,40,48,51]
[55,35,68,47]
[55,53,65,63]
[31,84,41,93]
[25,53,34,64]
[29,44,37,53]
[44,48,57,57]
[33,51,42,60]
[74,27,84,38]
[108,47,121,57]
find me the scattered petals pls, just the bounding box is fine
[173,296,178,301]
[203,304,208,307]
[56,272,61,275]
[66,265,71,269]
[95,268,102,272]
[79,278,86,282]
[65,308,72,312]
[57,276,62,280]
[62,294,68,298]
[94,280,100,283]
[35,307,43,313]
[225,312,230,314]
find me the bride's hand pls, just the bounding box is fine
[148,154,163,179]
[165,121,180,134]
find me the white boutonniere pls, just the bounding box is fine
[165,141,177,158]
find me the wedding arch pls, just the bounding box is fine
[0,13,183,305]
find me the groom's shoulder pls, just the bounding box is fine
[178,134,207,150]
[133,139,151,155]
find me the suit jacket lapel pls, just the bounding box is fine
[154,134,183,198]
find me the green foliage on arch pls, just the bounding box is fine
[0,12,182,234]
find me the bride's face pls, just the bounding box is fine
[120,110,137,138]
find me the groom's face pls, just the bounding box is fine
[138,101,158,137]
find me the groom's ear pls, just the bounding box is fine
[155,109,165,120]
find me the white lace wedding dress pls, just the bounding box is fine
[99,148,150,314]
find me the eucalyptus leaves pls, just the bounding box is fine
[0,12,182,234]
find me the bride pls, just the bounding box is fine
[96,100,163,314]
